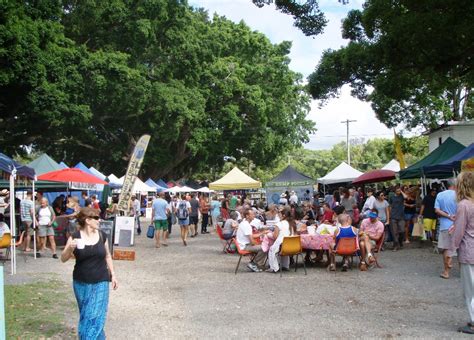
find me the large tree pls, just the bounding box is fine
[307,0,474,130]
[1,0,315,178]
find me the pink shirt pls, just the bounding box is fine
[452,199,474,265]
[360,218,384,239]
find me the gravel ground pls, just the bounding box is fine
[3,223,471,339]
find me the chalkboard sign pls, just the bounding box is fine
[99,220,114,253]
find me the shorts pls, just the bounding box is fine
[154,219,168,231]
[38,225,54,237]
[423,218,437,231]
[178,218,189,226]
[21,221,32,233]
[369,239,377,247]
[438,230,455,256]
[189,216,198,225]
[404,213,415,221]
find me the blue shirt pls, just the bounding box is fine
[434,190,457,231]
[152,198,168,221]
[210,200,220,217]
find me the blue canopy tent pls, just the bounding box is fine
[0,153,36,274]
[73,162,104,204]
[145,178,167,192]
[89,166,106,180]
[423,143,474,178]
[156,179,168,188]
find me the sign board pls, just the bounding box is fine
[99,220,114,253]
[113,216,135,246]
[145,207,152,220]
[69,182,104,191]
[118,135,151,211]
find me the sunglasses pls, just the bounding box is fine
[88,216,100,220]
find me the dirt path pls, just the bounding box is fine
[5,228,471,339]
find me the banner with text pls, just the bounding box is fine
[118,134,151,212]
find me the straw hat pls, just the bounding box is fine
[0,189,9,195]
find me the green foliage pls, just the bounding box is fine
[308,0,474,130]
[0,0,314,178]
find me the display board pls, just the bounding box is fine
[99,220,114,253]
[113,216,135,246]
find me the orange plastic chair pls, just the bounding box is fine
[216,225,234,253]
[278,236,307,277]
[334,237,359,270]
[234,239,256,274]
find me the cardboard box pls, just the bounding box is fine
[113,248,135,261]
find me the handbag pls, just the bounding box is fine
[411,217,424,237]
[147,224,155,239]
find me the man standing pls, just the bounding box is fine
[420,187,438,242]
[189,193,200,237]
[199,194,210,234]
[236,209,267,272]
[229,193,238,212]
[81,191,91,208]
[389,187,406,251]
[435,179,457,279]
[20,190,35,252]
[131,195,141,235]
[341,188,356,220]
[152,192,170,248]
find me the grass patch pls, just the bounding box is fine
[6,279,77,339]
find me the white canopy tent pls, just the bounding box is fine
[117,176,157,193]
[196,187,214,193]
[317,162,363,185]
[165,185,196,193]
[381,159,401,172]
[108,173,121,186]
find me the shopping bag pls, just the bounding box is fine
[411,217,424,237]
[147,224,155,239]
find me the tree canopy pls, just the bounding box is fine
[1,0,314,178]
[308,0,474,130]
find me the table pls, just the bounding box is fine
[261,233,334,251]
[300,233,334,250]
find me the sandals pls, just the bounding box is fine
[440,273,449,279]
[368,255,376,265]
[328,264,336,271]
[360,262,368,271]
[458,325,474,334]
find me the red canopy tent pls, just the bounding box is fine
[38,168,107,184]
[352,169,396,185]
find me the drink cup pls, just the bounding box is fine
[75,238,85,249]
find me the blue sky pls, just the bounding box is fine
[190,0,397,150]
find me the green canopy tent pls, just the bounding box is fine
[399,137,465,180]
[26,154,68,190]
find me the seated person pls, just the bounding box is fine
[328,214,358,272]
[332,205,346,226]
[267,209,292,273]
[358,210,384,271]
[236,209,267,272]
[320,203,334,224]
[0,214,11,250]
[222,211,239,240]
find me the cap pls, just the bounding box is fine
[368,211,378,218]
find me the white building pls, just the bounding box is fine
[425,121,474,152]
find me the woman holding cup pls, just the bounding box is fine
[61,207,118,339]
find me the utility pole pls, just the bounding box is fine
[341,119,357,165]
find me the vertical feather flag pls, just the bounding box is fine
[394,129,406,169]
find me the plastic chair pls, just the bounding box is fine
[216,225,234,253]
[278,236,307,277]
[0,233,12,262]
[371,232,385,268]
[234,239,256,274]
[334,237,360,270]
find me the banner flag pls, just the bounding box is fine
[394,129,406,169]
[118,135,151,212]
[461,157,474,172]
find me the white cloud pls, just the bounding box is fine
[190,0,398,150]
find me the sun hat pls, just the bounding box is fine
[280,193,286,198]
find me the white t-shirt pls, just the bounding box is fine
[362,195,376,213]
[0,222,10,237]
[275,220,291,243]
[236,219,253,249]
[289,194,298,205]
[38,207,52,225]
[279,197,288,205]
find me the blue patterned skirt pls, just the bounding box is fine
[73,280,109,340]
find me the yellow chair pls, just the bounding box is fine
[0,233,12,262]
[278,236,307,277]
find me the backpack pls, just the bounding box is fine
[177,201,189,220]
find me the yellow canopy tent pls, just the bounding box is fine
[209,167,262,190]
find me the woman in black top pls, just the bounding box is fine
[403,189,417,244]
[61,207,118,340]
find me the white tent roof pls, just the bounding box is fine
[317,162,363,185]
[118,176,157,193]
[381,159,401,172]
[196,187,214,193]
[165,186,195,193]
[89,167,106,180]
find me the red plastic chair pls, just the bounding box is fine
[234,239,256,274]
[216,225,234,254]
[333,237,360,270]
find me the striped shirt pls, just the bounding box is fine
[20,199,34,222]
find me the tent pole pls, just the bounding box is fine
[32,179,37,260]
[9,173,16,275]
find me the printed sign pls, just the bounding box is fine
[118,134,151,212]
[113,216,135,246]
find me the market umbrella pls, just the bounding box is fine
[38,168,108,184]
[351,169,396,186]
